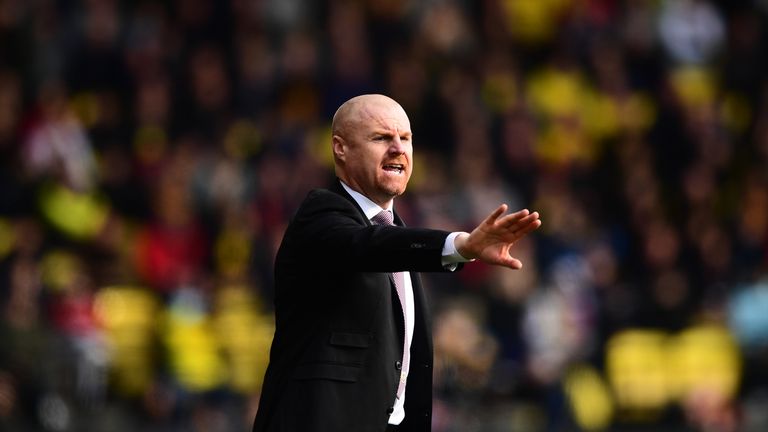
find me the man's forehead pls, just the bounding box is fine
[358,103,410,129]
[332,95,411,136]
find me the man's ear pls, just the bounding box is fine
[332,135,345,162]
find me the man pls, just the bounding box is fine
[253,94,540,431]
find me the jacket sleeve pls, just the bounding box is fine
[281,189,452,273]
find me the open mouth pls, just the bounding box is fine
[383,163,405,174]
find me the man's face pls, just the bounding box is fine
[334,98,413,208]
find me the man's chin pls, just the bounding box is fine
[384,185,407,198]
[371,186,406,206]
[381,177,409,192]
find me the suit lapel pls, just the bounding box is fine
[329,179,372,226]
[330,179,420,348]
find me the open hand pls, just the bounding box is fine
[454,204,541,269]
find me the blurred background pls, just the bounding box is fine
[1,0,767,431]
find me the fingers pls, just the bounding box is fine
[475,204,540,270]
[483,204,509,226]
[515,212,541,231]
[514,211,539,226]
[499,210,540,234]
[497,208,532,228]
[511,217,541,241]
[483,204,542,244]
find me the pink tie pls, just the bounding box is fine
[371,210,409,400]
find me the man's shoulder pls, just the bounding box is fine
[294,187,360,219]
[302,187,348,208]
[305,187,341,199]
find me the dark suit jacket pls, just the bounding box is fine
[253,180,456,432]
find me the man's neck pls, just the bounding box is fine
[339,180,393,220]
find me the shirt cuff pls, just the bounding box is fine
[441,231,472,270]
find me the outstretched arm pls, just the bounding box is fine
[454,204,541,269]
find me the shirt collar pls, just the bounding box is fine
[340,180,393,221]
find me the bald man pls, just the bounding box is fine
[253,95,540,432]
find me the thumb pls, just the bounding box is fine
[487,254,522,270]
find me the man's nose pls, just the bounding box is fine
[389,136,405,154]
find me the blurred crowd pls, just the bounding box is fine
[1,0,768,431]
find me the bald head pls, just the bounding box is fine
[332,94,407,138]
[330,94,413,208]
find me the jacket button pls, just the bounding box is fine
[387,406,394,415]
[395,360,402,370]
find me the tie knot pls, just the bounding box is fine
[371,210,394,226]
